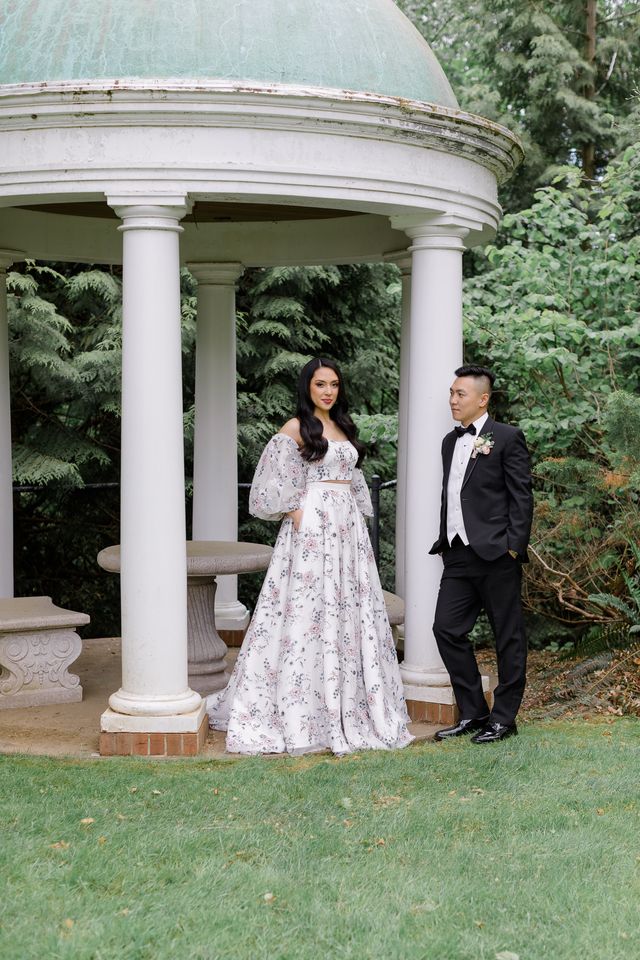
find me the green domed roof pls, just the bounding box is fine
[0,0,458,107]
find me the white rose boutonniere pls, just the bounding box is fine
[471,433,494,459]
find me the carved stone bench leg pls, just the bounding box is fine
[0,628,83,708]
[0,597,88,709]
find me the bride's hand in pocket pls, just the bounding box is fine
[287,509,303,531]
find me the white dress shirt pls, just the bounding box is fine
[446,412,488,547]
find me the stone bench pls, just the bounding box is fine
[382,590,404,627]
[382,590,405,649]
[0,596,89,709]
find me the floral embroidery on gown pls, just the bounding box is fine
[206,434,413,755]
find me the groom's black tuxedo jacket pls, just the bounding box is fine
[429,416,533,562]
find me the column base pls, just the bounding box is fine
[214,599,250,648]
[108,686,202,716]
[215,600,251,647]
[99,702,208,756]
[215,601,250,631]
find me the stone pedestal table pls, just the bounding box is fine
[97,541,272,697]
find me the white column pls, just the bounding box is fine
[106,198,200,718]
[394,257,411,598]
[392,220,468,704]
[188,262,249,632]
[0,250,24,599]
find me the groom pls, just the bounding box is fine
[430,365,533,743]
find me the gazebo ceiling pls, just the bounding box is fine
[0,0,458,108]
[18,201,361,224]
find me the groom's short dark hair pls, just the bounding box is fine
[455,364,495,395]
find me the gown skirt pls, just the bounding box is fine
[206,482,413,755]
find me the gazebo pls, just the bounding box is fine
[0,0,522,754]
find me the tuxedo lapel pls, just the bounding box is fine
[442,431,457,486]
[461,416,495,490]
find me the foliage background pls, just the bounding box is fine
[7,0,640,658]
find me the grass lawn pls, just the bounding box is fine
[1,719,639,960]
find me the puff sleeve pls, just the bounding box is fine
[351,467,373,518]
[249,434,307,521]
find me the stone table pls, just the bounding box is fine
[97,540,272,697]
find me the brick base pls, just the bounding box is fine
[218,627,248,648]
[406,689,494,725]
[406,699,459,725]
[99,711,209,757]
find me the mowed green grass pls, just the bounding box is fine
[1,720,639,960]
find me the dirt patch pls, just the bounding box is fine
[478,645,640,720]
[0,638,437,758]
[5,636,636,759]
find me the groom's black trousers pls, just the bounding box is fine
[432,537,527,726]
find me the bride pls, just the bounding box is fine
[206,357,413,755]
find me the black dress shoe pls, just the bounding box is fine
[434,716,490,741]
[471,721,518,744]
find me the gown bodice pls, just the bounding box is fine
[305,439,358,482]
[249,433,373,521]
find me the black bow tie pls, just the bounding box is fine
[454,424,477,437]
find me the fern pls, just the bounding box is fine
[578,539,640,657]
[588,593,638,622]
[563,622,637,661]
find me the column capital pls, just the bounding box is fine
[107,195,193,233]
[187,262,244,286]
[389,215,474,252]
[0,249,26,271]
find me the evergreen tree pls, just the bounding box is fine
[462,145,640,626]
[9,263,196,635]
[400,0,640,209]
[9,262,403,630]
[232,264,401,468]
[220,263,403,598]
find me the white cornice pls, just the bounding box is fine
[0,167,503,239]
[0,79,524,184]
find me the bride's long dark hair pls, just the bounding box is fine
[296,358,366,467]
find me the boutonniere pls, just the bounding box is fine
[471,433,494,459]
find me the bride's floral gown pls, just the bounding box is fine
[206,434,413,755]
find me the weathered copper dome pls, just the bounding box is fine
[0,0,458,107]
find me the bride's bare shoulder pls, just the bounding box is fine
[278,418,303,445]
